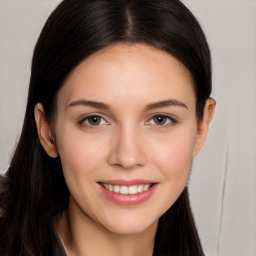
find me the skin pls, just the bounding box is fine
[35,43,215,256]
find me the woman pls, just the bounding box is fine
[0,0,215,255]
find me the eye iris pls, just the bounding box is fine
[154,116,166,125]
[88,116,101,125]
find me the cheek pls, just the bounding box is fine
[55,125,107,183]
[151,128,196,183]
[160,142,192,180]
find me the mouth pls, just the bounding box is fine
[98,180,158,205]
[99,183,155,195]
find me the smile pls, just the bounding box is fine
[101,183,152,195]
[99,181,157,206]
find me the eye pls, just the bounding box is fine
[147,115,176,126]
[80,115,108,126]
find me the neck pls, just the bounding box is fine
[55,201,157,256]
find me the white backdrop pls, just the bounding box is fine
[0,1,255,255]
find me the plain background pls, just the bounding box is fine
[0,1,255,255]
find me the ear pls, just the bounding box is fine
[193,98,216,156]
[34,103,59,158]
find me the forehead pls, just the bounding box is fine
[57,43,196,111]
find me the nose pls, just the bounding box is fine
[107,125,146,170]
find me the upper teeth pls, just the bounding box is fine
[102,184,151,195]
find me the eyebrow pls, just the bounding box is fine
[68,100,111,110]
[68,98,188,111]
[144,99,188,111]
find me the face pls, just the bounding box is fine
[51,44,200,235]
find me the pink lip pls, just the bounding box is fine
[98,182,158,206]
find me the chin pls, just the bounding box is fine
[102,216,158,235]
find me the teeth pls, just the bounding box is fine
[120,186,129,194]
[128,185,138,195]
[144,184,150,191]
[102,183,152,195]
[103,184,109,190]
[138,185,144,193]
[114,185,120,193]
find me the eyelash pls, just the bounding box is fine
[78,115,109,127]
[146,114,177,127]
[78,114,177,128]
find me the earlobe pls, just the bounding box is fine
[34,103,59,158]
[193,98,216,156]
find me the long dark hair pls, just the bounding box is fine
[0,0,211,255]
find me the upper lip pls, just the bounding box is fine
[98,179,157,186]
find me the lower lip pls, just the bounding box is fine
[99,184,158,206]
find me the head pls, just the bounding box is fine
[3,0,215,255]
[33,0,215,238]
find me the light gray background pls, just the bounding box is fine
[0,1,255,255]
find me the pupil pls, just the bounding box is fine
[89,116,100,125]
[92,117,98,122]
[155,116,166,125]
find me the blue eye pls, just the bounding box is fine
[81,115,107,126]
[148,115,175,126]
